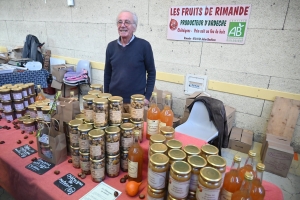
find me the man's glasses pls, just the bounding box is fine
[117,20,134,26]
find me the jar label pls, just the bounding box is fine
[5,115,13,121]
[85,110,94,121]
[189,173,199,191]
[20,124,25,131]
[24,100,29,107]
[37,111,43,119]
[80,161,90,170]
[43,114,51,122]
[168,176,190,199]
[148,167,166,189]
[30,97,34,103]
[90,145,101,156]
[147,119,159,135]
[94,112,105,123]
[91,168,105,179]
[15,103,24,110]
[147,196,164,200]
[25,125,35,133]
[128,159,138,178]
[107,163,120,175]
[13,92,22,100]
[16,113,22,118]
[110,110,121,121]
[131,108,143,119]
[121,158,128,170]
[159,122,166,132]
[29,111,36,118]
[2,94,11,101]
[22,90,28,97]
[196,184,221,200]
[70,134,80,144]
[72,156,80,164]
[79,138,89,150]
[3,105,12,112]
[219,188,233,200]
[106,142,119,154]
[121,137,133,148]
[28,88,32,94]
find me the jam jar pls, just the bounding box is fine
[11,87,23,100]
[120,123,134,151]
[108,96,123,124]
[69,119,83,147]
[98,93,112,99]
[78,124,93,153]
[88,90,102,96]
[71,146,80,168]
[160,126,175,141]
[106,153,120,178]
[89,129,105,160]
[149,134,166,146]
[200,144,219,161]
[130,94,145,122]
[187,155,207,193]
[23,118,36,133]
[82,94,97,123]
[105,126,120,156]
[90,83,103,92]
[148,153,169,189]
[93,98,108,128]
[80,151,91,175]
[90,157,105,183]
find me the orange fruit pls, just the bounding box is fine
[125,181,142,197]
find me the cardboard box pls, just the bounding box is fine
[51,64,74,82]
[0,53,9,64]
[225,105,236,132]
[262,141,294,177]
[228,127,253,153]
[51,80,78,97]
[11,47,23,59]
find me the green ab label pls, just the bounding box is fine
[228,22,246,37]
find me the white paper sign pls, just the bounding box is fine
[79,182,122,200]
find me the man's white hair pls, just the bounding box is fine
[116,10,138,29]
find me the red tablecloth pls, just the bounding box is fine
[0,120,283,200]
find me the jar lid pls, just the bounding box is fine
[78,124,93,131]
[23,118,35,124]
[84,120,94,125]
[233,155,242,162]
[201,144,219,155]
[90,157,105,162]
[150,153,169,166]
[248,150,256,157]
[88,90,102,96]
[188,155,207,168]
[41,106,51,111]
[88,129,105,138]
[43,99,50,103]
[131,94,145,101]
[70,146,79,150]
[129,119,143,125]
[108,96,123,102]
[207,155,226,168]
[26,83,35,86]
[36,102,48,108]
[150,143,168,154]
[69,119,83,127]
[94,125,107,130]
[2,84,12,87]
[28,105,36,110]
[90,84,103,89]
[148,185,164,194]
[184,145,200,155]
[150,134,166,143]
[151,92,157,96]
[171,161,191,175]
[244,171,253,181]
[14,98,24,102]
[122,113,131,119]
[166,139,182,149]
[160,126,175,134]
[165,94,172,99]
[79,151,89,156]
[120,123,135,130]
[105,126,120,134]
[15,108,26,112]
[17,116,26,122]
[0,88,10,93]
[98,93,112,99]
[11,87,22,92]
[107,153,120,158]
[83,95,97,101]
[256,163,265,171]
[93,98,108,104]
[200,167,222,183]
[21,85,28,89]
[75,113,85,121]
[168,149,186,161]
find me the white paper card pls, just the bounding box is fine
[79,182,122,200]
[38,134,49,144]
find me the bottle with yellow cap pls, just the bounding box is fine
[231,171,253,200]
[159,94,173,131]
[250,163,265,200]
[238,150,256,181]
[220,155,242,200]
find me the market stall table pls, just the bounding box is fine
[0,120,283,200]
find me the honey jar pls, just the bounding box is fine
[108,96,123,124]
[93,98,108,128]
[3,110,15,121]
[79,151,91,175]
[120,123,134,151]
[41,106,51,122]
[183,145,201,157]
[130,94,145,122]
[23,118,36,133]
[90,83,103,92]
[28,105,36,118]
[207,155,226,182]
[147,185,165,200]
[11,87,23,100]
[166,139,182,153]
[149,143,168,157]
[15,108,26,118]
[2,100,13,112]
[160,126,175,140]
[0,88,11,101]
[89,129,105,160]
[90,157,105,183]
[82,95,97,123]
[24,96,30,107]
[106,153,120,178]
[200,144,219,160]
[148,153,169,189]
[78,124,93,153]
[21,85,29,97]
[26,83,35,95]
[35,102,47,120]
[168,149,187,165]
[149,134,166,146]
[105,126,121,156]
[187,155,207,193]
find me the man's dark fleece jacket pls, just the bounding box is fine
[104,37,156,103]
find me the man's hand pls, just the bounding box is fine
[144,99,149,108]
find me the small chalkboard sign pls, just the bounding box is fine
[54,173,85,195]
[13,144,37,158]
[25,158,55,175]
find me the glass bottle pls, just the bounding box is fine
[35,84,46,101]
[231,171,253,200]
[128,133,144,182]
[220,155,242,200]
[250,163,265,200]
[238,150,256,181]
[146,92,161,140]
[159,94,174,131]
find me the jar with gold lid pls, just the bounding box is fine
[167,194,185,200]
[23,118,36,133]
[41,106,51,122]
[105,126,120,156]
[23,96,30,107]
[2,100,13,112]
[78,124,93,153]
[168,149,187,165]
[206,155,226,182]
[75,113,85,121]
[108,96,123,124]
[121,113,131,123]
[130,118,143,143]
[166,139,182,153]
[69,119,83,147]
[35,102,48,120]
[187,155,207,193]
[17,116,28,130]
[183,145,201,157]
[89,129,105,160]
[15,108,26,119]
[93,98,108,128]
[149,134,166,147]
[147,185,165,200]
[120,150,129,172]
[90,83,103,92]
[26,83,35,95]
[130,94,145,122]
[28,105,36,118]
[120,123,134,151]
[21,85,29,97]
[98,92,112,99]
[2,84,12,87]
[70,146,80,168]
[88,90,102,96]
[90,157,105,183]
[79,151,91,175]
[0,88,11,101]
[168,161,192,199]
[29,93,35,104]
[196,167,222,200]
[200,144,219,160]
[11,87,23,100]
[160,126,175,140]
[150,143,168,157]
[3,110,15,121]
[83,95,97,123]
[106,153,120,178]
[148,153,169,189]
[84,118,94,127]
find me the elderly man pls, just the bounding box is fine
[104,10,156,112]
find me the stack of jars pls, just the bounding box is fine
[129,94,145,142]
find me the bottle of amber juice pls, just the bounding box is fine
[147,92,161,139]
[128,133,144,182]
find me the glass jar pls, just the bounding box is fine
[130,118,144,143]
[14,99,25,111]
[93,98,108,128]
[206,155,226,183]
[108,96,123,124]
[187,155,207,193]
[23,118,36,133]
[17,116,26,130]
[148,153,169,189]
[11,87,23,100]
[120,123,134,151]
[168,149,187,165]
[84,118,94,127]
[166,139,182,153]
[150,143,168,157]
[29,94,35,104]
[15,108,26,119]
[147,185,165,200]
[183,145,201,158]
[0,88,11,101]
[149,134,166,147]
[120,150,129,172]
[41,106,51,122]
[196,167,222,200]
[3,110,15,121]
[106,153,120,178]
[28,105,36,118]
[130,94,145,122]
[40,143,53,158]
[121,113,131,123]
[89,129,105,160]
[71,146,80,168]
[105,126,120,156]
[98,93,112,99]
[2,100,13,112]
[21,85,29,97]
[168,161,192,199]
[24,96,30,107]
[69,119,83,147]
[78,124,93,153]
[26,83,35,95]
[80,151,91,175]
[88,90,102,96]
[82,95,97,123]
[75,113,85,121]
[160,126,175,140]
[200,144,219,161]
[35,102,47,120]
[90,83,103,92]
[90,157,106,183]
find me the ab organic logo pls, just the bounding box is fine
[227,20,246,43]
